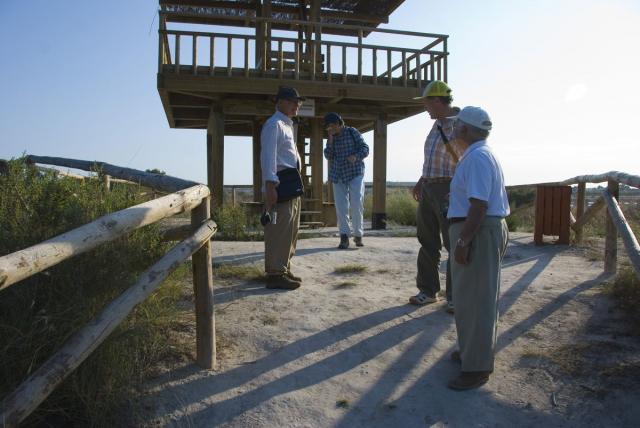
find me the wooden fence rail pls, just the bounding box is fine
[509,171,640,279]
[0,156,217,427]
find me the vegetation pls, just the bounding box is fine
[605,268,640,334]
[0,159,191,427]
[364,188,418,226]
[334,264,367,274]
[213,204,263,241]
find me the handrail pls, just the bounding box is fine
[0,157,218,426]
[160,10,449,39]
[559,171,640,189]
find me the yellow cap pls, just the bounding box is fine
[413,80,452,99]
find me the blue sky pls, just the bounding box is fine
[1,0,638,185]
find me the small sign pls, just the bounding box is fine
[298,99,315,117]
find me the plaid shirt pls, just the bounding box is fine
[324,126,369,183]
[422,117,464,178]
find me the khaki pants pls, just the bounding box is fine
[450,217,509,372]
[264,197,301,276]
[416,181,452,301]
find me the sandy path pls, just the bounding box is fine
[144,233,640,427]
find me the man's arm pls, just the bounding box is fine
[412,177,424,202]
[260,122,280,210]
[453,198,488,265]
[323,133,335,160]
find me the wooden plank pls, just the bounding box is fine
[559,171,640,189]
[416,53,421,88]
[551,187,562,235]
[295,41,300,80]
[342,45,347,83]
[278,40,283,79]
[559,186,571,244]
[543,186,553,235]
[327,44,332,82]
[372,116,387,229]
[372,48,377,85]
[602,188,640,280]
[175,34,181,75]
[604,179,619,273]
[209,36,215,75]
[429,54,434,81]
[571,196,604,232]
[534,186,545,245]
[575,182,586,243]
[191,198,215,369]
[443,37,448,82]
[402,50,407,87]
[387,49,392,85]
[227,37,232,76]
[244,38,249,77]
[0,220,217,426]
[192,34,197,75]
[357,30,363,83]
[207,106,224,211]
[26,155,199,192]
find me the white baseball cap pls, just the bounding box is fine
[449,106,492,130]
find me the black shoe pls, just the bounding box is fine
[266,275,301,290]
[448,371,491,390]
[338,234,349,249]
[354,236,364,247]
[285,271,302,282]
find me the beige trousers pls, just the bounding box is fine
[264,197,301,276]
[450,217,509,372]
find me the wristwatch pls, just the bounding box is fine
[456,237,468,248]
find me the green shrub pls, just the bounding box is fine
[213,204,262,241]
[0,158,188,427]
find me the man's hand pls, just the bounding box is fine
[264,181,278,211]
[347,155,357,163]
[412,178,423,202]
[454,241,471,265]
[327,133,334,144]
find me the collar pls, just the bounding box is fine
[460,139,488,161]
[274,109,294,125]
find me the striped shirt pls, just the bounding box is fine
[324,126,369,183]
[422,117,464,179]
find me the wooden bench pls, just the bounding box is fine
[534,185,571,245]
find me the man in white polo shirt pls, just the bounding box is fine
[446,106,510,390]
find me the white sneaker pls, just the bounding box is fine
[409,292,438,305]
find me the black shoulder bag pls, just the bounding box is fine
[276,166,304,202]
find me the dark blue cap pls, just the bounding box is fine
[323,112,343,126]
[276,86,306,101]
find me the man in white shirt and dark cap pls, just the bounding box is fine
[446,106,510,390]
[260,86,305,290]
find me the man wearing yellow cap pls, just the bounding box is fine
[408,81,463,312]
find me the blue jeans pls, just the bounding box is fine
[332,175,365,237]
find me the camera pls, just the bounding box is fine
[260,210,277,226]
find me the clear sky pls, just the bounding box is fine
[1,0,638,185]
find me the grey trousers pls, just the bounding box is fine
[264,197,301,276]
[416,181,452,301]
[450,217,509,372]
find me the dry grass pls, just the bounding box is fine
[213,264,265,281]
[334,264,367,274]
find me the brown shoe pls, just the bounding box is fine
[450,350,461,364]
[266,275,301,290]
[285,271,302,282]
[447,371,491,390]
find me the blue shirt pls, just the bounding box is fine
[323,126,369,183]
[447,140,510,218]
[260,110,301,190]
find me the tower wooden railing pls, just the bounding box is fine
[158,14,448,87]
[0,156,218,427]
[508,171,640,280]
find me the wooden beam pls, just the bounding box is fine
[602,188,640,280]
[191,198,216,369]
[372,116,387,229]
[310,118,324,211]
[252,119,262,202]
[207,106,224,211]
[570,196,604,232]
[560,171,640,189]
[604,180,619,273]
[575,182,586,243]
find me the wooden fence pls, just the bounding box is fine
[508,171,640,279]
[0,156,218,427]
[158,14,448,86]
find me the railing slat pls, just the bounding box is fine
[244,38,249,77]
[227,37,232,76]
[0,220,217,427]
[402,50,407,87]
[175,34,180,75]
[342,45,347,83]
[357,30,363,83]
[295,41,300,80]
[602,188,640,279]
[327,44,331,82]
[209,36,215,76]
[372,48,377,85]
[387,49,392,85]
[192,35,197,75]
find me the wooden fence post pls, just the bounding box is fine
[103,174,111,192]
[575,182,586,243]
[604,180,619,273]
[191,197,216,369]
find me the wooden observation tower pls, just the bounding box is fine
[156,0,449,229]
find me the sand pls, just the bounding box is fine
[144,232,640,427]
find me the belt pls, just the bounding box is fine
[422,177,452,184]
[449,217,466,223]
